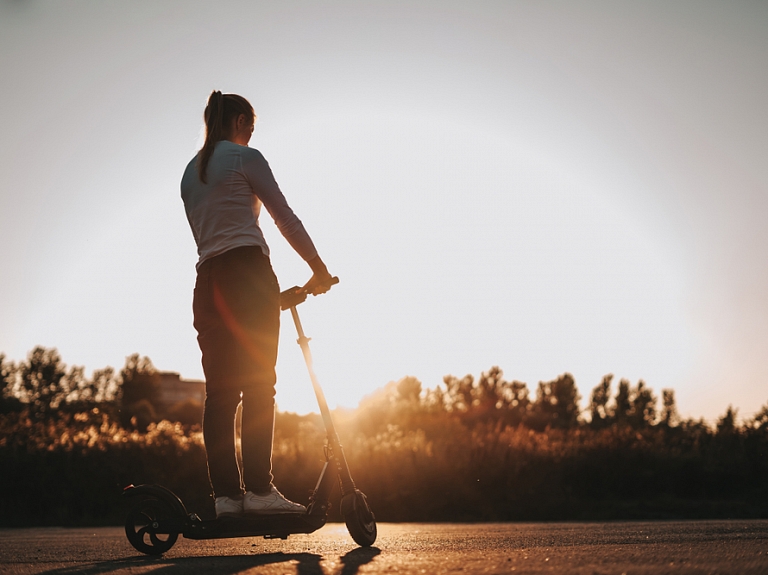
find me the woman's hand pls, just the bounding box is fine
[303,271,334,295]
[303,255,334,295]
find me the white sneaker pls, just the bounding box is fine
[243,486,307,515]
[214,495,243,518]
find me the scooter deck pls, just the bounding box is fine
[183,512,327,540]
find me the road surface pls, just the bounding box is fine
[1,520,767,574]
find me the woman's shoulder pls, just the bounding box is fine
[181,154,199,185]
[239,143,266,159]
[235,145,269,169]
[184,153,199,170]
[214,140,263,161]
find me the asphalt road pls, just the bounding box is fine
[1,520,767,574]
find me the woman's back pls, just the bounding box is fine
[181,140,270,266]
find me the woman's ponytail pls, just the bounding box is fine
[197,90,254,184]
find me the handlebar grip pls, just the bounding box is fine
[280,276,339,310]
[280,286,306,310]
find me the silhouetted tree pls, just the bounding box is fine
[396,376,422,402]
[717,405,738,435]
[0,348,121,415]
[0,354,22,413]
[61,366,118,413]
[750,403,768,433]
[119,354,160,429]
[18,347,68,416]
[529,373,580,430]
[422,384,447,415]
[59,365,86,409]
[472,367,510,425]
[628,380,656,428]
[660,389,678,427]
[90,366,119,404]
[504,378,530,428]
[589,374,613,429]
[441,367,530,427]
[476,368,503,415]
[443,373,475,414]
[0,354,9,392]
[612,378,632,427]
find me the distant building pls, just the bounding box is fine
[156,372,205,411]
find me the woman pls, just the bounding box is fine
[181,91,333,518]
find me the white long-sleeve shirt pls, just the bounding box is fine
[181,140,318,269]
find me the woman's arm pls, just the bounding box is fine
[303,255,334,295]
[244,149,318,260]
[244,149,333,289]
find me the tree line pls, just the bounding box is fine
[1,346,767,526]
[0,347,200,430]
[0,347,717,431]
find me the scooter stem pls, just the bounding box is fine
[288,306,334,432]
[288,304,356,494]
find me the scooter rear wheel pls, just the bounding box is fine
[341,489,377,547]
[125,496,179,555]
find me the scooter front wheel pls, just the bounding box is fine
[125,496,180,555]
[341,489,377,547]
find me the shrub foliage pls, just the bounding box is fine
[1,348,767,526]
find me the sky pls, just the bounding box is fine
[1,0,766,421]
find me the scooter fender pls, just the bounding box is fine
[123,484,188,519]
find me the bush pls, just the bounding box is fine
[2,350,768,525]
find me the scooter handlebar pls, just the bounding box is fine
[280,276,339,310]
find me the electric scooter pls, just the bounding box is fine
[123,279,377,554]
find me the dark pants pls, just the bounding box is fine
[193,246,280,498]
